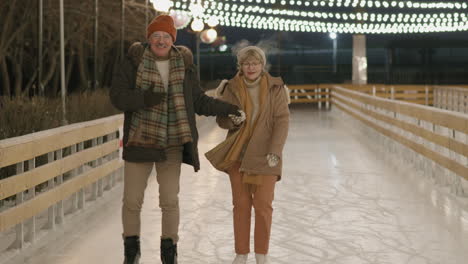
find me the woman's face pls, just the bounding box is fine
[241,58,263,81]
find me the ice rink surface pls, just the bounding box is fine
[14,106,468,264]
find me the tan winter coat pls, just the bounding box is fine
[212,73,290,179]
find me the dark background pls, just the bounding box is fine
[176,26,468,85]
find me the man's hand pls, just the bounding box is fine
[143,90,166,107]
[229,110,246,126]
[266,153,279,167]
[225,104,241,116]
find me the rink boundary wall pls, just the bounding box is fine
[331,86,468,196]
[289,84,468,113]
[0,114,124,250]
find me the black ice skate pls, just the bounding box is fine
[123,236,140,264]
[160,238,177,264]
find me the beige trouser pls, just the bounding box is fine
[122,147,182,243]
[228,162,277,254]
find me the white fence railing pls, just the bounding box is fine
[332,86,468,197]
[0,114,124,254]
[287,84,331,108]
[433,86,468,113]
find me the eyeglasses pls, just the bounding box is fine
[241,62,261,68]
[150,34,172,41]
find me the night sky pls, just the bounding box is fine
[177,25,468,51]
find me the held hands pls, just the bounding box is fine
[266,153,280,167]
[229,110,246,126]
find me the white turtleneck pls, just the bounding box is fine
[156,60,170,91]
[243,76,261,125]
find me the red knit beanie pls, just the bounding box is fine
[146,15,177,41]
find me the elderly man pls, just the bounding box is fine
[110,15,243,264]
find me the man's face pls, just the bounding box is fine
[149,31,173,57]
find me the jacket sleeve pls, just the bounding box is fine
[109,57,146,112]
[215,83,239,130]
[269,85,290,156]
[190,66,238,117]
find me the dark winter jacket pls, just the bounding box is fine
[110,43,238,171]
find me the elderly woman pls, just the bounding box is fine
[206,46,290,264]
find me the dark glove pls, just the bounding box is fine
[143,90,166,107]
[225,104,241,116]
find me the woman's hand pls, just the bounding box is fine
[266,153,279,167]
[229,110,246,126]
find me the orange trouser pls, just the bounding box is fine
[228,163,277,254]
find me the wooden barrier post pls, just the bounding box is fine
[14,162,24,249]
[56,149,64,225]
[97,136,104,197]
[70,144,78,213]
[425,86,429,106]
[47,152,55,230]
[78,142,85,209]
[326,88,330,109]
[319,86,323,109]
[91,138,98,201]
[26,158,36,243]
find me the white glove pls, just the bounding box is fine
[266,153,279,167]
[229,110,246,126]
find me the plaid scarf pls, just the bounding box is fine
[126,47,192,149]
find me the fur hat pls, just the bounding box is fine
[147,15,177,41]
[236,46,267,67]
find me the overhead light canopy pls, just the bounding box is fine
[200,28,218,43]
[151,0,173,13]
[170,0,468,34]
[169,9,193,29]
[191,18,205,32]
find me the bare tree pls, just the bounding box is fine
[0,0,150,98]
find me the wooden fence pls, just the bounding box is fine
[0,115,124,251]
[287,84,331,108]
[287,84,435,107]
[332,85,468,196]
[433,85,468,113]
[336,84,434,105]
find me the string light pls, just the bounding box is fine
[201,10,468,34]
[290,0,468,9]
[172,0,468,33]
[200,0,467,23]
